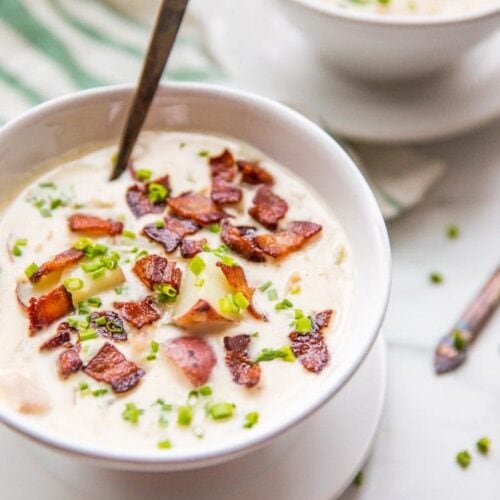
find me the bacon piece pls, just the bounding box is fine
[126,176,171,218]
[58,348,82,379]
[143,216,200,253]
[209,149,236,181]
[133,255,182,291]
[248,185,288,230]
[84,342,145,393]
[289,309,334,374]
[168,192,225,225]
[164,336,216,387]
[40,322,77,351]
[217,262,264,320]
[30,248,85,284]
[68,214,123,236]
[180,238,207,259]
[27,285,75,335]
[224,334,261,388]
[237,160,274,185]
[89,311,127,341]
[220,219,266,263]
[172,299,234,330]
[255,221,322,259]
[113,296,161,329]
[211,177,243,205]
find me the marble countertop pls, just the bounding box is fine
[0,118,498,500]
[342,118,500,499]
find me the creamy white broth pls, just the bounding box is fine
[331,0,498,16]
[0,131,352,452]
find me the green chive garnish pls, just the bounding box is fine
[353,470,363,487]
[456,450,471,469]
[476,437,491,455]
[255,346,295,363]
[63,277,84,292]
[177,405,193,426]
[267,288,278,301]
[189,255,206,276]
[136,168,152,181]
[24,262,39,279]
[122,229,136,239]
[122,402,143,425]
[207,402,235,421]
[243,411,259,429]
[429,272,443,284]
[446,224,460,240]
[209,223,221,233]
[147,183,168,204]
[157,439,172,450]
[259,281,272,292]
[275,298,293,310]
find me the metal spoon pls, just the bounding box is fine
[110,0,189,181]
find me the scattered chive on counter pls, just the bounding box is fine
[429,272,443,284]
[446,224,460,240]
[198,150,209,157]
[456,450,472,469]
[353,470,364,487]
[476,437,491,455]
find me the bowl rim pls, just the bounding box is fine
[0,82,391,467]
[287,0,500,27]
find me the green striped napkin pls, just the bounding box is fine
[0,0,445,219]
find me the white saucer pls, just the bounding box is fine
[195,0,500,143]
[0,337,386,500]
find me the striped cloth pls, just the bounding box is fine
[0,0,445,219]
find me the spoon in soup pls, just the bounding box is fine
[110,0,189,181]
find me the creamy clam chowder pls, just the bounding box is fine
[0,131,352,452]
[331,0,498,16]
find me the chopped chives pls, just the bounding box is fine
[293,316,313,334]
[429,272,443,284]
[157,439,172,450]
[275,298,293,310]
[147,183,168,204]
[24,262,39,279]
[243,411,259,429]
[353,471,363,487]
[177,405,193,426]
[155,219,165,229]
[267,288,278,301]
[198,150,209,157]
[63,277,84,292]
[79,329,97,342]
[259,281,272,292]
[255,346,295,363]
[476,437,491,455]
[95,316,107,326]
[189,256,206,276]
[114,287,123,295]
[122,402,143,425]
[446,224,460,240]
[198,385,212,396]
[290,285,301,295]
[456,450,471,469]
[92,388,108,397]
[136,168,152,181]
[122,229,137,239]
[87,297,102,308]
[209,223,221,234]
[195,278,205,288]
[146,354,157,361]
[207,402,235,421]
[151,340,160,353]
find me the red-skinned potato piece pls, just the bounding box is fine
[255,221,322,259]
[180,238,207,259]
[237,160,274,185]
[84,342,145,393]
[30,248,85,284]
[220,219,266,263]
[289,309,334,373]
[164,336,216,387]
[248,185,288,230]
[133,255,182,291]
[68,214,123,236]
[27,285,75,335]
[126,176,170,218]
[216,262,264,320]
[168,192,226,225]
[172,299,234,330]
[40,321,77,351]
[58,348,82,379]
[113,296,161,329]
[143,216,200,253]
[224,334,261,388]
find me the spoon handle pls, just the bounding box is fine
[110,0,189,180]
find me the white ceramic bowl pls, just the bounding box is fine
[0,83,390,471]
[276,0,500,81]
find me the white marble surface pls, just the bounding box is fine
[341,118,500,499]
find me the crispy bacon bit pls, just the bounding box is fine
[237,160,274,185]
[211,177,243,205]
[126,176,171,218]
[113,296,161,329]
[30,248,85,284]
[180,238,207,259]
[217,262,264,320]
[220,219,266,263]
[58,348,82,379]
[133,255,182,291]
[89,311,127,341]
[289,330,329,373]
[27,286,75,335]
[255,221,322,259]
[224,334,261,388]
[248,185,288,230]
[209,149,236,182]
[289,309,334,373]
[168,192,225,225]
[84,342,145,393]
[173,299,234,330]
[40,322,77,351]
[68,214,123,236]
[143,216,200,253]
[314,309,334,331]
[164,336,216,387]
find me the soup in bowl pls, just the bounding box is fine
[277,0,500,80]
[0,84,390,471]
